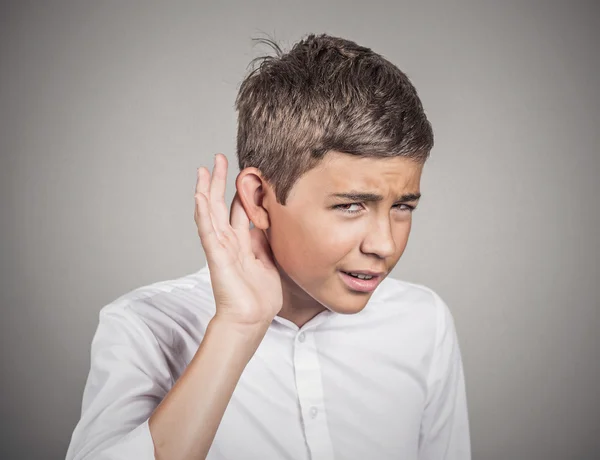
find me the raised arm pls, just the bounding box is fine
[66,153,284,460]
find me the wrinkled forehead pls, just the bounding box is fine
[311,151,423,193]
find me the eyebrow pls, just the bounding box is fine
[329,191,422,202]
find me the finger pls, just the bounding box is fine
[209,153,230,233]
[195,191,221,261]
[195,167,218,236]
[196,166,210,196]
[229,191,251,254]
[229,191,249,230]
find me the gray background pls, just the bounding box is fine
[1,1,598,459]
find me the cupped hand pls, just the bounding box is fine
[194,153,283,329]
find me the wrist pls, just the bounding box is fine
[209,314,270,343]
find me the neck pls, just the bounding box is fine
[275,267,327,329]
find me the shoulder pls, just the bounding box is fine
[381,278,463,366]
[370,275,456,342]
[96,263,215,352]
[373,275,448,318]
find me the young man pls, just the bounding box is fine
[66,33,471,460]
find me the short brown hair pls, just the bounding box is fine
[234,33,433,205]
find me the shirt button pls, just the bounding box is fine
[310,406,318,418]
[298,332,306,342]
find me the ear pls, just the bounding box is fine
[235,168,271,230]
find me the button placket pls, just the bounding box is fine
[293,328,336,460]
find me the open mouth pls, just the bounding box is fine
[341,271,376,280]
[339,270,382,292]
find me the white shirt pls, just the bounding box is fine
[66,262,471,460]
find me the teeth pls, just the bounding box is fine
[348,272,374,280]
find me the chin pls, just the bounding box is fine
[328,300,371,315]
[319,289,373,315]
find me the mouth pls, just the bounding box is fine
[338,270,383,293]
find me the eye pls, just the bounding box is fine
[333,203,363,214]
[333,203,416,214]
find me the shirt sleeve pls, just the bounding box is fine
[65,304,173,460]
[418,290,472,460]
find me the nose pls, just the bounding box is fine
[360,216,397,259]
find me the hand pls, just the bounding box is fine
[194,153,283,330]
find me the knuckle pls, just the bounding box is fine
[220,228,235,240]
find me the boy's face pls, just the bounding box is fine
[262,150,423,315]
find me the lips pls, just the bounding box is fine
[339,270,382,293]
[342,270,385,277]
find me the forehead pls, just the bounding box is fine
[300,150,423,194]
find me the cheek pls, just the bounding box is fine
[392,221,412,255]
[269,213,352,275]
